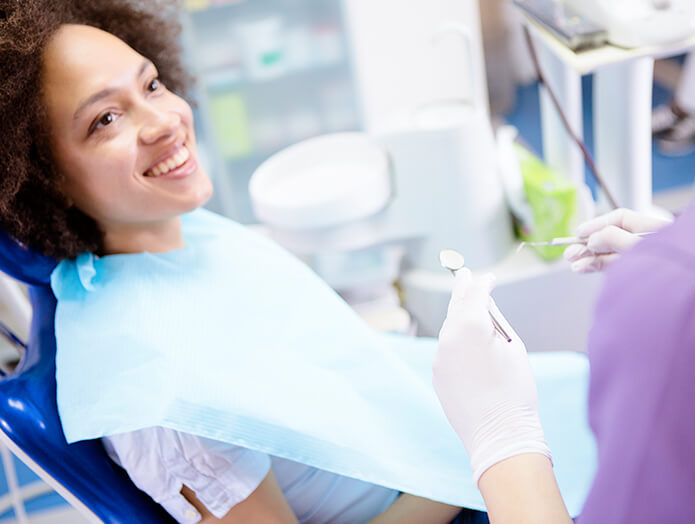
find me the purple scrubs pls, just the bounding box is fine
[579,204,695,522]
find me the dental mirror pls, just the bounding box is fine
[438,248,512,343]
[439,249,465,276]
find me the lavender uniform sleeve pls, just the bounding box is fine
[579,247,695,523]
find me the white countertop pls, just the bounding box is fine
[524,15,695,75]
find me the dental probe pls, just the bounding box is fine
[518,231,653,250]
[439,249,512,343]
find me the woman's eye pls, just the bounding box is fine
[94,113,116,129]
[148,78,160,92]
[88,111,116,136]
[98,113,114,127]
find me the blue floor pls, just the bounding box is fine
[0,455,68,520]
[504,76,695,198]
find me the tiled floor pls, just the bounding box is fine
[505,74,695,201]
[0,506,89,524]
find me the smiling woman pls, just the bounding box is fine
[0,0,196,259]
[0,1,476,523]
[41,24,212,255]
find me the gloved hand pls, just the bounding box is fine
[564,208,672,273]
[432,269,551,486]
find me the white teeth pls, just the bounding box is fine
[146,146,190,177]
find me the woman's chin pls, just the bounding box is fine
[185,175,214,212]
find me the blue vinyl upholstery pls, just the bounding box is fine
[0,231,175,523]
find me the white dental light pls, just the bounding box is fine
[249,133,392,232]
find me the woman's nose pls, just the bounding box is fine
[139,107,181,144]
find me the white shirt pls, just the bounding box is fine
[102,427,398,523]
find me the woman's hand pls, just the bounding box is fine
[564,208,672,273]
[432,269,550,485]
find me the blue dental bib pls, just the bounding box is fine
[52,209,595,514]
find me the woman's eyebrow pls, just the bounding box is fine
[73,59,155,120]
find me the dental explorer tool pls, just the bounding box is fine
[439,249,512,343]
[517,231,654,251]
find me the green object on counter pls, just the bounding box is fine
[515,144,577,260]
[184,0,209,11]
[209,91,252,159]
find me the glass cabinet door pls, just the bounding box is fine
[181,0,361,223]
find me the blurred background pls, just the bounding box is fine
[2,0,695,521]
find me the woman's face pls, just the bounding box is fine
[41,24,213,253]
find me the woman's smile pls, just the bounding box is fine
[144,143,194,178]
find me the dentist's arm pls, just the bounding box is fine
[432,270,571,524]
[564,208,671,273]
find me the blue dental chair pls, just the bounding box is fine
[0,231,175,523]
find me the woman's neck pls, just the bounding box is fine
[101,217,184,255]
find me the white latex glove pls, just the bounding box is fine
[564,208,672,273]
[433,268,551,486]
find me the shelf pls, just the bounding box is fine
[203,60,346,92]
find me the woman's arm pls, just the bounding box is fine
[182,470,298,524]
[185,471,460,524]
[104,427,297,523]
[366,494,460,524]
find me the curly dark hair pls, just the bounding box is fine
[0,0,193,259]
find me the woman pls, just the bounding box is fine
[0,1,469,522]
[433,207,691,523]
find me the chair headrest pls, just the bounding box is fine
[0,230,56,286]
